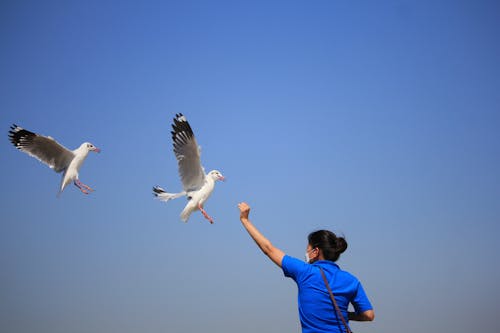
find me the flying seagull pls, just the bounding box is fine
[8,124,101,195]
[153,114,225,223]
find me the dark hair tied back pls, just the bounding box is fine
[308,230,348,262]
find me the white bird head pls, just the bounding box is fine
[82,142,101,153]
[208,170,225,182]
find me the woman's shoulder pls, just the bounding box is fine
[335,267,365,289]
[282,255,313,279]
[282,254,308,270]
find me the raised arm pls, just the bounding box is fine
[238,202,285,267]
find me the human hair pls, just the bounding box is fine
[307,230,348,262]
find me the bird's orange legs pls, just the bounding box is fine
[74,180,94,194]
[198,203,214,224]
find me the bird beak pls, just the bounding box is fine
[219,176,226,181]
[94,147,101,153]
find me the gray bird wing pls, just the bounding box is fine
[171,114,206,192]
[8,124,75,173]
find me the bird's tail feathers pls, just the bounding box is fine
[180,205,195,222]
[153,186,185,202]
[57,173,71,197]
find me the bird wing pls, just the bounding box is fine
[8,124,75,173]
[171,114,206,192]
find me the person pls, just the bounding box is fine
[237,202,374,333]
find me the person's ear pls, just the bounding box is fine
[312,247,320,259]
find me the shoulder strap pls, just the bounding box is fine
[319,267,352,333]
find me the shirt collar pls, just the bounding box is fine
[312,260,340,269]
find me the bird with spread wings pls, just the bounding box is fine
[153,114,225,223]
[8,124,100,195]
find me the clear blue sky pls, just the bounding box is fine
[1,1,499,332]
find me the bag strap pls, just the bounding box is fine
[319,267,352,333]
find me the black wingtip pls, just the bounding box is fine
[8,125,36,149]
[8,124,18,136]
[170,113,194,144]
[152,186,165,195]
[8,124,19,146]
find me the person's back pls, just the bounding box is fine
[237,202,374,333]
[283,256,372,333]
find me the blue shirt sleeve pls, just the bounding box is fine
[352,281,373,313]
[282,255,310,284]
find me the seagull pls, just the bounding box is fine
[153,113,225,223]
[8,124,101,196]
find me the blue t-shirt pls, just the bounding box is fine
[282,255,373,333]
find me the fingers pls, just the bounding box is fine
[238,202,251,221]
[238,202,250,212]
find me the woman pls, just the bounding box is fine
[238,202,374,333]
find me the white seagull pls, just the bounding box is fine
[153,114,225,223]
[8,124,101,196]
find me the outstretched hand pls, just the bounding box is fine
[238,202,250,221]
[237,201,284,267]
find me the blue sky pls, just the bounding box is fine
[1,1,499,332]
